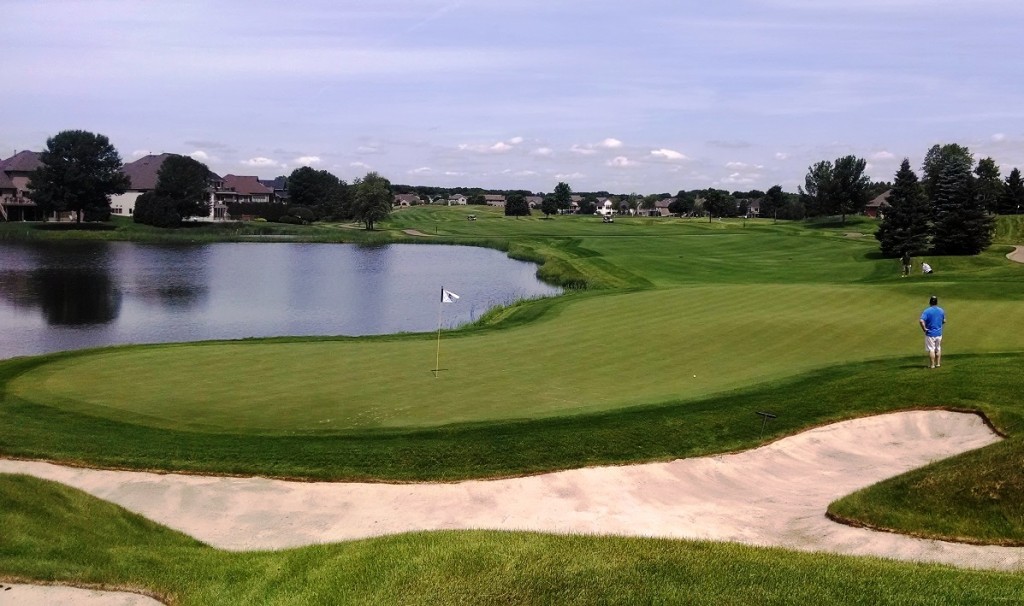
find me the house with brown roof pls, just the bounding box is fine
[393,193,421,207]
[484,194,506,207]
[108,153,174,218]
[215,175,274,205]
[865,190,892,219]
[525,196,543,209]
[0,150,44,221]
[109,154,228,220]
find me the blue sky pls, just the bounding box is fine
[4,0,1024,194]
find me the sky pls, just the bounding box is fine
[4,0,1024,194]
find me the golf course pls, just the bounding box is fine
[2,207,1024,604]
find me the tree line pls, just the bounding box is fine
[23,130,395,229]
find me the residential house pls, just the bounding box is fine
[111,153,228,220]
[865,190,892,219]
[484,194,506,207]
[109,153,174,218]
[447,194,468,205]
[525,196,543,209]
[260,177,289,204]
[393,193,421,207]
[0,150,44,221]
[745,198,762,217]
[652,198,673,217]
[215,175,274,204]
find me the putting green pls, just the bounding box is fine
[11,283,1024,433]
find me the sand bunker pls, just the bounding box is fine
[2,410,1022,574]
[1007,245,1024,264]
[0,582,162,606]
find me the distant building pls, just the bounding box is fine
[0,150,43,221]
[865,190,892,219]
[484,194,506,207]
[216,175,274,204]
[393,193,421,207]
[260,177,289,204]
[109,153,175,218]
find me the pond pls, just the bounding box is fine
[0,241,562,359]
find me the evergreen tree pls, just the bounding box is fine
[973,157,1004,214]
[928,145,994,255]
[1000,168,1024,215]
[875,159,931,257]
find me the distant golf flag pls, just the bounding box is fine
[434,288,459,376]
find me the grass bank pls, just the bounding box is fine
[3,474,1023,605]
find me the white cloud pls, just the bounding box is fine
[295,155,322,165]
[188,150,210,161]
[570,144,597,155]
[775,152,790,160]
[555,172,585,180]
[490,141,513,152]
[607,156,634,168]
[409,166,432,175]
[509,136,524,144]
[131,149,151,158]
[651,148,687,161]
[242,157,280,168]
[726,161,764,169]
[599,138,623,149]
[992,133,1007,142]
[356,145,382,154]
[350,161,372,170]
[869,151,895,160]
[532,147,554,156]
[444,170,465,176]
[515,170,538,176]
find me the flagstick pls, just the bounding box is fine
[434,289,443,377]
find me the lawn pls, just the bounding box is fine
[2,209,1024,602]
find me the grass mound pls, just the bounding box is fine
[3,474,1024,605]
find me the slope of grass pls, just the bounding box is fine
[3,474,1024,606]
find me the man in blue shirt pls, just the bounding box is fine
[919,295,946,369]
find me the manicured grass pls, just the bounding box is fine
[3,207,1024,600]
[4,474,1024,606]
[9,285,1024,432]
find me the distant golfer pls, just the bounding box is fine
[919,295,946,369]
[901,251,912,277]
[921,262,933,275]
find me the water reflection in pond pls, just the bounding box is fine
[0,241,561,359]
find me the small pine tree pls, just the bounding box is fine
[875,159,931,257]
[1000,168,1024,215]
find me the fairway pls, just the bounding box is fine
[9,283,1024,431]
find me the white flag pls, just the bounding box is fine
[442,289,460,303]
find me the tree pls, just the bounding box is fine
[761,185,787,221]
[540,196,558,217]
[553,182,572,213]
[28,130,130,223]
[974,157,1004,214]
[155,155,212,220]
[133,191,181,227]
[352,172,392,230]
[669,191,696,216]
[927,144,993,255]
[874,159,931,257]
[578,196,597,215]
[801,156,869,223]
[287,166,348,220]
[700,189,736,222]
[1001,168,1024,215]
[504,193,531,216]
[467,193,487,205]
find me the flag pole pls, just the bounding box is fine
[434,287,443,377]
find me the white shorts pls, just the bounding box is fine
[925,336,942,353]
